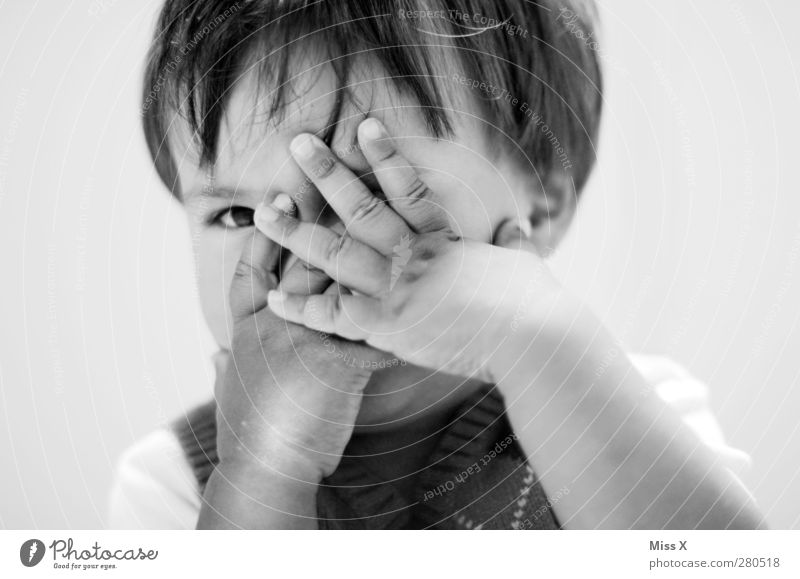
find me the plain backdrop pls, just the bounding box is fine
[1,0,798,529]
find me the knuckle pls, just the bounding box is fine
[302,295,340,331]
[298,259,324,277]
[350,195,383,223]
[313,155,338,180]
[322,234,352,264]
[387,296,409,319]
[373,143,400,164]
[297,258,315,271]
[285,322,311,344]
[404,178,432,206]
[232,260,260,285]
[322,235,342,264]
[282,215,301,238]
[231,324,259,355]
[327,294,343,323]
[302,296,322,328]
[288,258,319,277]
[337,234,355,256]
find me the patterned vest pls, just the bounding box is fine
[171,386,560,529]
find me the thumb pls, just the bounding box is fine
[229,231,279,321]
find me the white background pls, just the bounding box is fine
[0,0,798,528]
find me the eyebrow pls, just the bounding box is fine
[181,124,374,204]
[183,184,259,205]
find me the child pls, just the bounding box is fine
[109,0,764,529]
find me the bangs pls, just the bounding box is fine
[142,0,455,199]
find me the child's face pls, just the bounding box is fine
[170,58,545,424]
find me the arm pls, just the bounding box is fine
[254,117,766,530]
[198,461,319,529]
[495,297,766,529]
[197,213,377,529]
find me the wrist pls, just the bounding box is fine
[216,420,335,487]
[198,459,320,529]
[488,288,602,387]
[217,453,326,489]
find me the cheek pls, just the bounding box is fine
[379,103,523,243]
[425,173,495,241]
[194,229,249,350]
[412,151,519,243]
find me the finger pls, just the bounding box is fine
[358,118,451,234]
[266,290,379,343]
[254,199,391,296]
[289,133,412,255]
[276,206,348,296]
[229,230,280,320]
[492,217,540,255]
[278,258,330,296]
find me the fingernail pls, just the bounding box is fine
[360,118,384,141]
[272,193,294,213]
[290,133,316,159]
[267,290,284,311]
[520,218,533,239]
[255,202,279,224]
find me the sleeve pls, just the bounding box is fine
[107,428,202,529]
[628,353,752,477]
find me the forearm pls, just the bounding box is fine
[496,298,766,529]
[197,461,319,529]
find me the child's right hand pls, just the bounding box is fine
[214,224,383,488]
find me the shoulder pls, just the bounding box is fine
[628,352,751,475]
[107,427,201,529]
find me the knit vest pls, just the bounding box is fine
[171,386,560,530]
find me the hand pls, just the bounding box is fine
[215,214,385,486]
[253,118,563,384]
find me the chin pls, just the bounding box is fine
[353,364,486,432]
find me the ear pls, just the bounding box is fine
[527,175,577,256]
[495,149,578,256]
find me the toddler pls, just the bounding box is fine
[109,0,763,529]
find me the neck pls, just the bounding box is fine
[346,407,452,498]
[347,365,488,495]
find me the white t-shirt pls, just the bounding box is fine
[107,353,752,529]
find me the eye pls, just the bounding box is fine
[211,206,254,229]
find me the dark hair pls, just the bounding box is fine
[142,0,603,199]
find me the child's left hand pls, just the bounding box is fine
[254,118,564,383]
